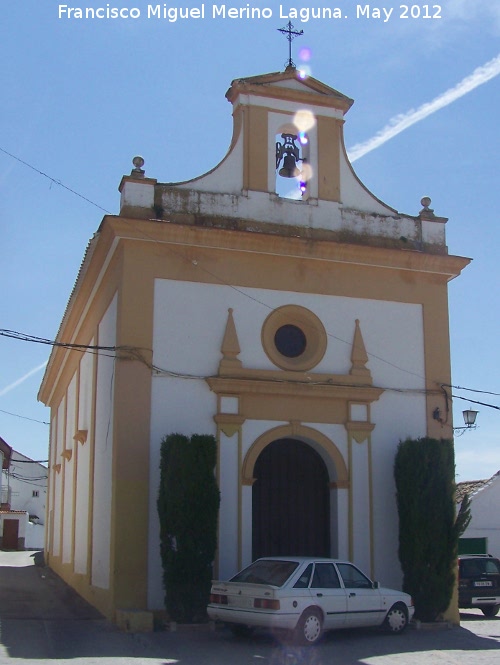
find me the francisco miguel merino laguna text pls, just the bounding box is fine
[59,4,349,21]
[58,4,443,21]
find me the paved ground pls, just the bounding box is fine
[0,550,499,664]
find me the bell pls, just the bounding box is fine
[279,154,301,178]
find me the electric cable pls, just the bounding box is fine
[2,149,490,398]
[0,408,49,425]
[0,147,111,214]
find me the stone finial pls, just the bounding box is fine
[419,196,435,219]
[131,155,145,178]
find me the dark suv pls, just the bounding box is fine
[458,555,500,617]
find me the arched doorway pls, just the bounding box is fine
[252,438,330,560]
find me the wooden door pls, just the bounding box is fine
[3,519,19,550]
[252,438,330,560]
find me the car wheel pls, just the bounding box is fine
[229,624,255,638]
[384,603,408,633]
[294,608,323,645]
[480,605,500,617]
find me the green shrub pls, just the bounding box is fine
[157,433,220,623]
[394,437,462,622]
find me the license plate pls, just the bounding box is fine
[474,581,493,587]
[228,596,254,608]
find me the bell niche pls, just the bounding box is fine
[221,68,351,204]
[275,128,311,200]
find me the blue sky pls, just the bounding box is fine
[1,1,499,480]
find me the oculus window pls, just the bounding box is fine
[262,305,327,371]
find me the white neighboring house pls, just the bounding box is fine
[457,471,500,558]
[2,450,47,549]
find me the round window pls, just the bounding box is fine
[274,324,307,358]
[262,305,327,371]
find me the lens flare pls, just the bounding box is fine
[297,65,312,80]
[293,109,316,133]
[298,46,312,62]
[300,163,313,182]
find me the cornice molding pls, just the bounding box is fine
[207,374,383,402]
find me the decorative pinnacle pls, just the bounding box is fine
[277,21,304,69]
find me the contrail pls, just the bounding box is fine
[0,361,47,397]
[348,53,500,162]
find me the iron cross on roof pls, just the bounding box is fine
[277,21,304,69]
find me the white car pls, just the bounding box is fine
[208,557,414,645]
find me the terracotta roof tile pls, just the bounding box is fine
[456,471,500,503]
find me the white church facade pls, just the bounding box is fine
[38,66,469,625]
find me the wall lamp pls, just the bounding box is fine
[433,406,479,434]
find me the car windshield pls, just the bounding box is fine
[461,558,500,577]
[230,560,299,586]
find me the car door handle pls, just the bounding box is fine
[349,592,356,597]
[316,593,323,597]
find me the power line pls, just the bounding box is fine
[10,458,49,464]
[0,408,49,425]
[0,329,137,359]
[0,328,116,352]
[0,147,111,214]
[0,145,452,386]
[4,326,500,411]
[0,150,483,393]
[7,475,47,487]
[451,393,500,411]
[1,142,431,384]
[444,383,500,398]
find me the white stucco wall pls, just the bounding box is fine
[461,477,500,559]
[74,348,94,575]
[52,398,65,557]
[62,374,77,564]
[91,295,117,590]
[25,522,45,550]
[46,421,55,553]
[147,279,426,607]
[218,430,240,577]
[4,452,47,527]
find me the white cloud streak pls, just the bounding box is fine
[0,361,47,397]
[348,53,500,163]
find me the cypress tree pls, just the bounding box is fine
[158,433,220,623]
[394,437,458,622]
